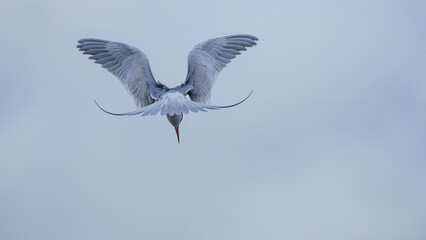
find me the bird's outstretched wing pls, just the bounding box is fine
[183,34,258,103]
[94,90,253,117]
[77,38,159,108]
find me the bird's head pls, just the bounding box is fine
[166,113,183,143]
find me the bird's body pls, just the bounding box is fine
[77,34,258,142]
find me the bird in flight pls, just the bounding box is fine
[77,34,258,143]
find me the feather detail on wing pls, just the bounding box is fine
[184,34,258,103]
[94,91,253,117]
[77,38,159,107]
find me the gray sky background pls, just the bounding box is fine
[0,0,425,239]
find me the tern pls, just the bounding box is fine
[77,34,258,143]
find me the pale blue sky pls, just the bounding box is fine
[1,0,425,239]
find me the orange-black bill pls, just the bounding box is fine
[174,125,180,143]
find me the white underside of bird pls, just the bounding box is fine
[94,90,253,117]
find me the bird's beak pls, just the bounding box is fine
[174,125,180,143]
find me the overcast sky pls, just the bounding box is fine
[1,0,425,239]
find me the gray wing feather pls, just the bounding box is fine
[183,34,258,104]
[77,38,158,108]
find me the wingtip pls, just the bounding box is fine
[225,34,259,41]
[78,38,109,43]
[250,35,259,41]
